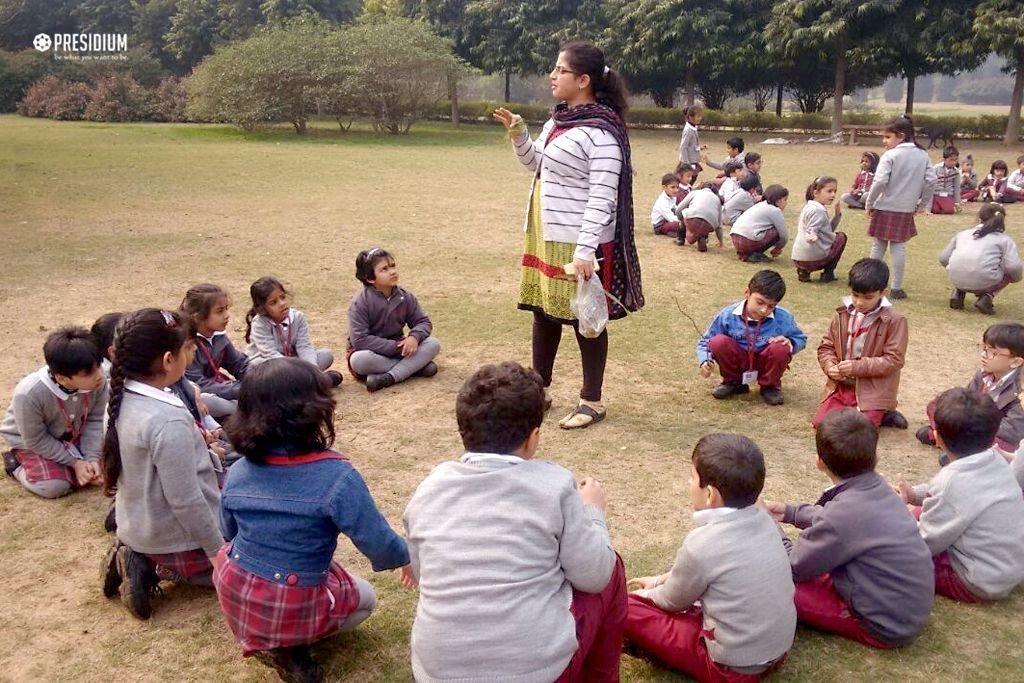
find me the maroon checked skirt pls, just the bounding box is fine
[868,210,916,242]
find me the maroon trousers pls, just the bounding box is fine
[555,555,628,682]
[625,595,785,682]
[910,506,985,603]
[654,220,681,237]
[684,217,715,244]
[708,334,792,388]
[792,232,848,274]
[731,228,780,261]
[811,384,886,429]
[793,574,890,648]
[931,195,957,214]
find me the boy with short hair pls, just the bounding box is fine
[718,162,745,202]
[697,270,807,405]
[917,323,1024,452]
[1,327,108,498]
[625,433,795,680]
[1006,153,1024,202]
[763,409,933,649]
[742,152,764,194]
[652,172,682,236]
[722,174,760,226]
[705,136,745,172]
[403,361,625,681]
[899,388,1024,602]
[813,258,909,430]
[930,145,962,214]
[675,183,725,251]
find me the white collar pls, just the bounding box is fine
[986,367,1019,391]
[460,451,525,466]
[684,121,698,132]
[946,447,997,468]
[196,330,226,343]
[731,301,775,320]
[36,366,88,400]
[693,506,740,525]
[274,309,295,328]
[124,379,186,408]
[807,199,825,210]
[896,142,916,149]
[842,296,892,314]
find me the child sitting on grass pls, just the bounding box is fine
[899,388,1024,603]
[403,361,625,681]
[651,173,682,237]
[939,202,1021,315]
[841,151,879,209]
[347,248,441,392]
[917,323,1024,454]
[978,159,1012,203]
[181,283,249,418]
[931,146,962,214]
[763,409,933,649]
[675,184,724,251]
[214,358,409,682]
[244,275,343,386]
[960,154,980,202]
[718,161,745,202]
[729,185,789,263]
[696,270,806,406]
[792,175,845,283]
[626,433,795,680]
[813,258,909,431]
[1,327,107,499]
[674,162,696,205]
[722,174,761,227]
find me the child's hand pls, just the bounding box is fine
[210,442,227,460]
[895,479,915,505]
[397,564,418,589]
[834,201,842,216]
[758,499,786,523]
[194,385,209,416]
[835,359,855,377]
[716,240,724,249]
[627,574,667,592]
[806,232,818,243]
[397,336,420,357]
[579,477,607,511]
[767,336,793,352]
[826,364,843,380]
[71,459,97,487]
[770,247,783,257]
[699,360,715,378]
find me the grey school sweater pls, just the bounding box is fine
[730,202,789,248]
[0,367,108,463]
[643,506,796,669]
[912,448,1024,600]
[723,191,756,226]
[113,381,223,557]
[403,454,616,683]
[938,227,1023,292]
[864,142,935,213]
[246,309,321,366]
[791,201,841,262]
[676,188,723,227]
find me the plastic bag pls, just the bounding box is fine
[571,274,609,339]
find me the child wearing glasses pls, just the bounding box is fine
[347,248,441,392]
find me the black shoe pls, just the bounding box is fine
[325,370,344,387]
[104,502,117,533]
[881,410,908,429]
[761,386,784,406]
[697,237,708,252]
[101,540,122,598]
[819,269,837,283]
[415,361,438,378]
[116,545,159,620]
[975,293,995,315]
[253,647,325,683]
[797,269,812,283]
[889,288,907,300]
[949,289,965,310]
[366,372,396,393]
[916,425,936,446]
[3,451,19,478]
[675,234,686,246]
[746,251,770,263]
[712,382,749,400]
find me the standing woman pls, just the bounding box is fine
[493,41,643,430]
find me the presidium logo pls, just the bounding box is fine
[33,32,129,61]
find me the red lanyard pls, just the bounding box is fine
[274,322,293,357]
[743,316,763,371]
[263,451,349,466]
[197,338,225,383]
[57,393,90,446]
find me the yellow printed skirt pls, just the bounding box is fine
[518,182,578,322]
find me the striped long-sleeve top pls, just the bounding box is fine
[513,119,623,262]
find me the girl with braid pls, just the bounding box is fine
[99,309,224,621]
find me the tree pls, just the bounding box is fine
[218,0,265,39]
[259,0,362,24]
[74,0,135,34]
[0,0,79,51]
[607,0,731,108]
[767,0,901,135]
[973,0,1024,144]
[164,0,221,72]
[131,0,182,72]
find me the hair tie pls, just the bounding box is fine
[603,65,610,75]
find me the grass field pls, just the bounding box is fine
[863,99,1015,118]
[2,114,1024,682]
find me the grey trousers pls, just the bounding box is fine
[349,336,441,383]
[841,192,866,209]
[201,393,237,419]
[338,575,378,633]
[14,466,72,498]
[870,238,908,289]
[250,349,334,371]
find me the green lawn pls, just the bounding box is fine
[1,114,1023,681]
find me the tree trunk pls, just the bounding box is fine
[504,69,511,103]
[776,81,783,117]
[448,71,459,127]
[293,118,306,135]
[905,73,916,116]
[831,50,846,137]
[685,66,695,106]
[651,84,674,108]
[1004,53,1024,146]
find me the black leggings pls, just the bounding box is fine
[532,310,608,402]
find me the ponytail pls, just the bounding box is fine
[883,114,923,149]
[102,357,126,497]
[974,203,1007,239]
[560,40,630,117]
[805,175,837,201]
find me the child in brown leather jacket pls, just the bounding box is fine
[812,258,909,430]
